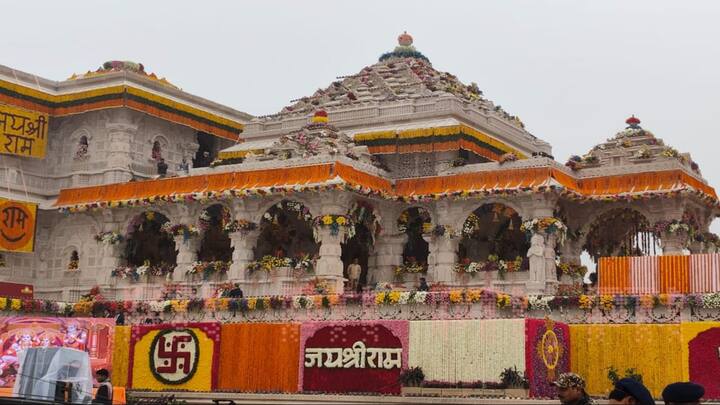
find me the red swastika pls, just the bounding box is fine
[156,335,192,374]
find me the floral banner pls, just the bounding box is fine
[525,319,570,398]
[128,322,220,391]
[218,323,300,393]
[0,317,114,387]
[112,326,131,387]
[570,324,683,397]
[299,321,409,395]
[408,319,525,384]
[680,322,720,399]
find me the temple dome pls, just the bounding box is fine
[566,116,702,176]
[267,32,527,132]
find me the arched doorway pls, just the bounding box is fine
[342,201,381,292]
[255,200,318,260]
[197,204,233,262]
[398,207,431,268]
[582,208,657,261]
[458,203,528,269]
[124,211,177,275]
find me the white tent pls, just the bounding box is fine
[12,347,93,404]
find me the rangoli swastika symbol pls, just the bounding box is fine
[149,329,200,385]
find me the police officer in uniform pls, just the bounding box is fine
[662,382,704,405]
[608,378,655,405]
[553,372,596,405]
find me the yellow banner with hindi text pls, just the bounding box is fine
[0,104,48,159]
[0,198,37,253]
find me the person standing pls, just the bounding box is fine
[417,277,430,292]
[554,373,596,405]
[93,369,112,405]
[347,258,362,292]
[157,158,168,177]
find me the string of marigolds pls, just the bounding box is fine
[1,290,719,318]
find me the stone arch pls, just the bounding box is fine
[125,206,175,233]
[577,204,655,246]
[397,206,432,266]
[254,199,318,259]
[581,207,657,261]
[458,202,528,264]
[197,203,233,262]
[453,198,525,232]
[124,211,177,268]
[342,200,383,291]
[251,195,316,225]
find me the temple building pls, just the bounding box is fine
[0,33,716,301]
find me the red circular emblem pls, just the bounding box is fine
[149,329,199,385]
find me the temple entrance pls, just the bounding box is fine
[582,208,657,261]
[342,201,381,292]
[398,207,431,266]
[197,204,233,262]
[254,200,318,260]
[458,203,528,267]
[125,211,177,267]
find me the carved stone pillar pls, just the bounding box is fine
[373,234,407,286]
[660,231,687,255]
[315,228,346,293]
[526,231,546,294]
[173,235,200,282]
[228,229,260,281]
[544,234,558,282]
[431,237,459,285]
[105,121,137,183]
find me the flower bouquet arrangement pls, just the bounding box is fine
[161,223,199,238]
[557,262,588,279]
[313,214,355,239]
[521,217,568,244]
[187,261,231,280]
[246,255,293,274]
[293,253,316,274]
[427,224,458,239]
[394,258,426,276]
[223,219,257,233]
[93,231,124,245]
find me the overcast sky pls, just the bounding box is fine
[4,0,720,228]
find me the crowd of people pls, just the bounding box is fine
[554,372,704,405]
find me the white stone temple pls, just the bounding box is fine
[0,33,715,301]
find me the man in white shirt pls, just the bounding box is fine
[347,258,362,292]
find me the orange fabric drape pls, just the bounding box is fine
[335,162,393,193]
[217,323,300,393]
[598,257,631,294]
[659,255,690,293]
[56,165,335,206]
[395,167,553,196]
[55,162,718,207]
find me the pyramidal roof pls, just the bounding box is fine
[263,32,527,133]
[566,116,703,178]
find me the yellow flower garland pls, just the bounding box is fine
[570,324,683,396]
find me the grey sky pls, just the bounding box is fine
[4,0,720,228]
